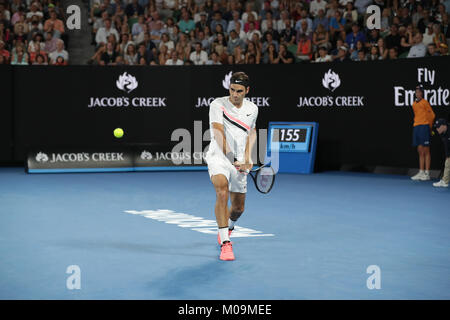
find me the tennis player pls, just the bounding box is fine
[410,84,435,181]
[205,72,258,261]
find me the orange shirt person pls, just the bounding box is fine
[44,10,65,35]
[410,85,435,181]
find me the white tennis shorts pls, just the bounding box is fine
[206,155,248,193]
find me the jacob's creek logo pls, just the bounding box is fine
[393,68,449,107]
[195,71,271,108]
[297,69,365,107]
[35,152,124,163]
[88,72,167,108]
[138,151,206,162]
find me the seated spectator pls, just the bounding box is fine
[206,51,222,65]
[244,13,260,32]
[345,23,366,51]
[44,30,57,53]
[354,0,373,16]
[54,55,67,65]
[211,32,227,53]
[314,46,332,62]
[158,44,169,65]
[189,42,208,64]
[245,21,262,42]
[263,20,280,42]
[366,44,380,60]
[33,53,47,65]
[11,44,28,65]
[296,20,312,43]
[366,29,380,48]
[124,43,138,65]
[227,29,244,55]
[159,32,174,51]
[312,9,328,32]
[273,43,295,63]
[343,2,358,26]
[196,12,208,32]
[400,26,414,53]
[165,49,184,65]
[263,43,278,64]
[418,9,435,34]
[233,21,247,40]
[422,23,435,46]
[438,43,449,55]
[178,11,195,33]
[210,11,227,33]
[350,40,364,60]
[426,43,440,56]
[329,10,346,42]
[331,38,345,57]
[43,9,64,39]
[28,17,43,42]
[310,0,327,17]
[149,20,165,46]
[355,49,366,61]
[261,11,276,34]
[126,0,144,17]
[432,23,446,48]
[296,33,312,61]
[227,10,243,33]
[132,15,146,37]
[262,32,279,53]
[276,10,292,32]
[408,32,427,58]
[14,14,29,35]
[48,39,68,64]
[245,41,261,64]
[280,19,296,44]
[376,38,388,60]
[312,24,331,51]
[388,46,399,59]
[295,9,313,32]
[26,3,44,22]
[100,42,119,65]
[95,18,119,46]
[241,2,258,24]
[326,0,340,19]
[233,45,245,64]
[0,40,10,63]
[385,24,401,49]
[333,45,350,62]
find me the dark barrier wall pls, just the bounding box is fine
[6,57,450,170]
[0,66,13,162]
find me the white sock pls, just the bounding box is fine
[219,227,230,244]
[229,219,236,230]
[419,170,424,173]
[425,170,430,175]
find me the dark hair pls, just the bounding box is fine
[230,72,250,88]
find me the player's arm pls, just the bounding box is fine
[209,101,235,163]
[240,109,258,172]
[211,122,234,162]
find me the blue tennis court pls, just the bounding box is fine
[0,167,449,299]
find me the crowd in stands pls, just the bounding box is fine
[0,0,69,65]
[1,0,449,65]
[86,0,450,66]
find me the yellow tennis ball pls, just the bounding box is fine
[114,128,124,138]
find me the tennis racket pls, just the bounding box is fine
[242,164,276,194]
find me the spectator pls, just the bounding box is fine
[244,12,260,32]
[11,44,28,65]
[345,23,366,51]
[273,43,295,63]
[0,40,10,63]
[295,9,313,33]
[159,32,174,51]
[158,44,169,65]
[388,46,398,59]
[132,15,146,37]
[261,11,276,34]
[100,41,119,65]
[95,18,119,46]
[422,23,435,46]
[43,9,64,39]
[241,2,258,24]
[126,0,145,17]
[314,46,332,62]
[355,49,367,61]
[400,25,414,53]
[234,21,247,40]
[196,12,208,32]
[296,20,312,43]
[263,42,277,64]
[49,39,68,64]
[439,43,449,55]
[165,49,184,65]
[350,40,364,60]
[54,55,67,65]
[418,10,435,34]
[426,43,440,56]
[124,43,138,65]
[178,10,195,33]
[205,51,221,65]
[296,33,312,62]
[227,29,244,55]
[343,2,358,26]
[189,42,208,64]
[376,38,388,60]
[333,45,350,62]
[309,0,327,17]
[33,53,47,65]
[354,0,373,16]
[329,10,346,42]
[276,10,292,31]
[210,11,227,32]
[442,14,450,40]
[233,45,245,64]
[432,23,446,48]
[245,21,262,42]
[245,41,261,64]
[366,44,380,60]
[262,32,279,53]
[366,28,380,47]
[312,9,328,32]
[312,23,331,51]
[385,24,401,49]
[227,10,243,33]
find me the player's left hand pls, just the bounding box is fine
[237,161,253,173]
